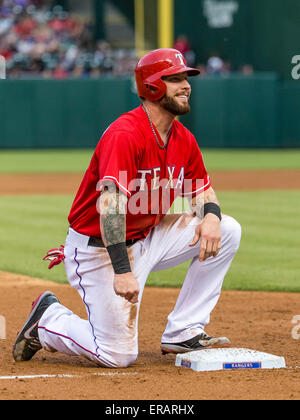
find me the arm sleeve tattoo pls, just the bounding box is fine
[99,182,128,247]
[189,187,220,220]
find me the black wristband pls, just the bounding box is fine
[204,202,222,221]
[106,243,132,275]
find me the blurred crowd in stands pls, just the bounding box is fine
[174,34,254,77]
[0,0,254,79]
[0,0,137,79]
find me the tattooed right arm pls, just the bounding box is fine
[99,182,139,304]
[99,182,128,247]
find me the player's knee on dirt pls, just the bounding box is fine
[108,351,138,368]
[221,216,242,252]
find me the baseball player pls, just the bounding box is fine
[13,48,241,368]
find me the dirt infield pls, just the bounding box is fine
[1,169,300,195]
[0,271,299,400]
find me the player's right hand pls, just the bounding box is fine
[113,273,140,304]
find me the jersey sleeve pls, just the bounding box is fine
[180,135,211,197]
[97,130,140,197]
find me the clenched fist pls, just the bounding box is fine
[113,273,140,304]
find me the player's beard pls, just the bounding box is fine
[160,93,191,116]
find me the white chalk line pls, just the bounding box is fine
[1,366,299,381]
[0,372,138,381]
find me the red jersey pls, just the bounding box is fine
[68,105,211,240]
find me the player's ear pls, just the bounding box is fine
[145,84,157,93]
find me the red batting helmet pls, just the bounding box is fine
[135,48,200,102]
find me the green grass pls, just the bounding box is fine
[0,150,94,174]
[0,191,300,292]
[1,149,300,173]
[0,195,73,283]
[202,149,300,171]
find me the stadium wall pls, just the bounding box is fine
[0,75,299,149]
[175,0,300,80]
[280,81,300,148]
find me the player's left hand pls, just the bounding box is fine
[189,214,221,262]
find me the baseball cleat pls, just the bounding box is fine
[13,291,59,362]
[161,333,231,355]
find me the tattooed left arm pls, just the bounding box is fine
[188,187,222,262]
[189,186,220,219]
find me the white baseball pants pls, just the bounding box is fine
[38,213,241,368]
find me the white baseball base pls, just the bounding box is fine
[175,348,286,372]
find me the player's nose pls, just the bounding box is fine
[179,79,191,94]
[182,78,191,88]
